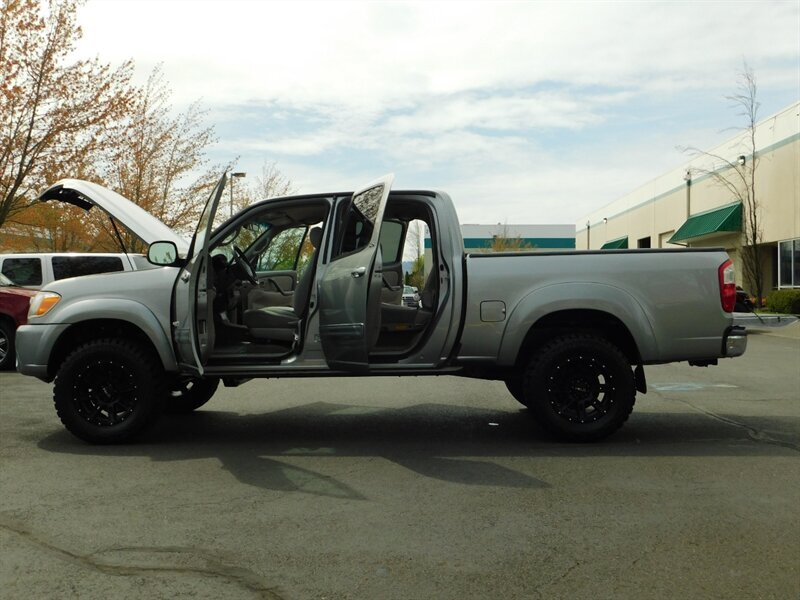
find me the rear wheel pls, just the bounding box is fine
[0,320,14,370]
[53,338,166,444]
[523,334,635,442]
[165,377,220,413]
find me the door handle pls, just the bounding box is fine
[351,266,367,278]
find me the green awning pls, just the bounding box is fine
[601,236,628,249]
[668,202,742,244]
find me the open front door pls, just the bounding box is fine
[318,174,394,371]
[173,174,227,375]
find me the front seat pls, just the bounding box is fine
[243,227,322,342]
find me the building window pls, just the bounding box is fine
[637,236,651,249]
[778,238,800,288]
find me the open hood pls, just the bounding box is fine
[39,179,190,255]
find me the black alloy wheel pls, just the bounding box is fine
[54,338,165,444]
[524,334,636,442]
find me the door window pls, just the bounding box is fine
[256,225,317,273]
[333,183,386,259]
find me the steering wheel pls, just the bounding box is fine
[233,246,258,284]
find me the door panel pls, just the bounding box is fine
[173,174,227,375]
[379,267,402,305]
[318,174,394,371]
[255,271,297,293]
[248,271,297,309]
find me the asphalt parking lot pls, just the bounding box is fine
[1,327,798,600]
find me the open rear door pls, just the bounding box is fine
[318,174,394,371]
[173,174,227,375]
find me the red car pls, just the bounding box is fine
[0,273,37,369]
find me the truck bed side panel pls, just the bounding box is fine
[459,249,733,366]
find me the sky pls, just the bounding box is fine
[73,0,800,227]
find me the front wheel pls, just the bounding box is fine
[53,339,166,444]
[523,334,636,442]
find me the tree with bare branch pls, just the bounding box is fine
[0,0,133,231]
[253,161,296,202]
[682,63,764,305]
[99,65,221,251]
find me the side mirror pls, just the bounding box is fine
[147,241,179,266]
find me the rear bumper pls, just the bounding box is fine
[723,325,747,357]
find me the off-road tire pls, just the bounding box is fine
[53,338,166,444]
[165,377,220,413]
[523,333,635,442]
[0,320,14,370]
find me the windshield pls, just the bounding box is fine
[214,221,272,260]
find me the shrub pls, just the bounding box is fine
[765,289,800,314]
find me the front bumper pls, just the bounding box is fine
[723,325,747,358]
[15,323,70,381]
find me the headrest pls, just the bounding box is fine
[309,226,323,248]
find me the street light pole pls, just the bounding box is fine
[229,171,246,217]
[684,169,692,219]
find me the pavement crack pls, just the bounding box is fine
[528,559,581,598]
[0,516,284,599]
[674,398,800,453]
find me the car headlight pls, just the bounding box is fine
[28,292,61,318]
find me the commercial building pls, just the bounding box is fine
[576,102,799,292]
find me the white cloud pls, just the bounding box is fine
[76,1,798,107]
[72,0,799,224]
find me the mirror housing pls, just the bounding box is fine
[147,240,180,266]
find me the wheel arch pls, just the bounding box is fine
[511,309,643,369]
[496,282,656,368]
[47,317,177,380]
[0,312,16,332]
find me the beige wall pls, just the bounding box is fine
[577,102,800,290]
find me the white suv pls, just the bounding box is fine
[0,252,150,289]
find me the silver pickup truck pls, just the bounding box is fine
[15,174,746,444]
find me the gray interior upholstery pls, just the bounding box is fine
[380,267,437,331]
[243,226,322,341]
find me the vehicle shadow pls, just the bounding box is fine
[37,401,799,497]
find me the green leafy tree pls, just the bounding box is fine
[483,224,534,252]
[406,255,425,290]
